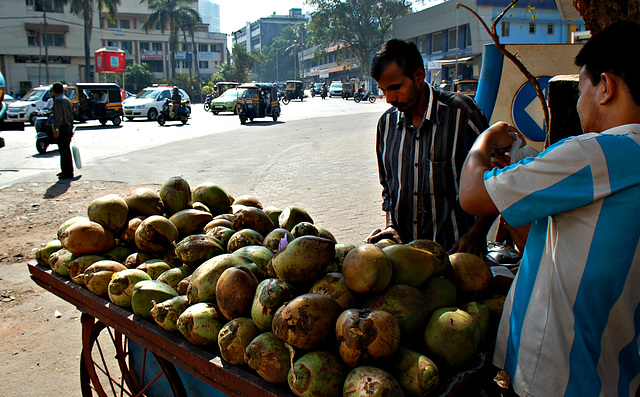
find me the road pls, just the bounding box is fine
[1,96,391,243]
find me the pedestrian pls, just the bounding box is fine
[365,39,492,255]
[51,82,74,179]
[459,20,640,397]
[97,90,108,118]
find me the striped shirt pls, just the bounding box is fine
[375,83,488,249]
[485,125,640,397]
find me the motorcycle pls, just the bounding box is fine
[34,107,75,154]
[353,90,376,103]
[157,98,191,126]
[320,86,328,100]
[203,93,213,112]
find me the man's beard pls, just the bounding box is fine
[391,84,421,112]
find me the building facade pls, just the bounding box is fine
[232,8,309,53]
[198,0,221,33]
[393,0,585,84]
[0,0,228,96]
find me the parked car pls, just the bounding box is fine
[6,86,52,125]
[209,87,246,115]
[3,94,16,103]
[453,79,478,99]
[329,82,343,98]
[123,85,190,121]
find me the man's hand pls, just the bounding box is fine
[365,226,403,244]
[53,128,60,139]
[449,229,487,256]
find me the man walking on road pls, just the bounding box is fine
[51,82,74,179]
[366,39,493,255]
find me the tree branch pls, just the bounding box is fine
[458,1,551,146]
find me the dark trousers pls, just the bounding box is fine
[57,125,73,176]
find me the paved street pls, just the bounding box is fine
[1,96,391,244]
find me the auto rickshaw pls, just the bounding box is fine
[236,83,281,124]
[281,80,304,104]
[213,82,239,98]
[341,82,354,99]
[65,83,123,125]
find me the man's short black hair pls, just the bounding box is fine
[51,82,64,94]
[371,39,424,81]
[575,20,640,107]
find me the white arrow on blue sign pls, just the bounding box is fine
[511,76,551,142]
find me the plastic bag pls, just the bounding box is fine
[71,136,82,169]
[509,132,540,164]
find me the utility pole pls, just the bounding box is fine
[43,3,50,83]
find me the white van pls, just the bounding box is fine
[6,86,52,125]
[123,85,190,121]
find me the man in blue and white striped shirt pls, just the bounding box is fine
[460,21,640,397]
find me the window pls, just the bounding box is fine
[28,31,65,47]
[212,44,221,52]
[547,24,554,35]
[142,60,163,73]
[448,28,457,51]
[501,22,510,37]
[140,42,149,51]
[107,40,117,47]
[34,0,63,12]
[107,20,117,28]
[199,61,209,69]
[198,44,209,52]
[151,42,162,51]
[120,20,130,29]
[432,31,442,53]
[120,41,132,54]
[465,25,472,47]
[529,23,536,34]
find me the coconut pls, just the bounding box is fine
[122,251,156,269]
[251,278,298,332]
[84,260,128,297]
[35,239,63,267]
[169,209,213,238]
[87,194,129,234]
[271,293,343,351]
[407,239,450,276]
[217,317,261,365]
[389,348,439,397]
[365,285,429,336]
[134,215,179,254]
[206,226,235,248]
[156,266,193,290]
[191,183,232,216]
[449,252,492,296]
[69,254,104,285]
[382,244,438,288]
[136,259,172,280]
[57,216,90,240]
[130,279,178,318]
[103,245,135,263]
[232,194,263,209]
[461,301,491,346]
[336,309,402,368]
[262,206,282,227]
[421,276,457,314]
[49,249,75,277]
[270,235,335,285]
[174,234,225,268]
[125,187,165,217]
[232,245,274,280]
[176,302,225,346]
[186,253,254,304]
[244,332,291,384]
[120,217,145,247]
[278,206,313,231]
[159,176,192,216]
[108,268,152,307]
[227,229,264,253]
[288,351,346,397]
[290,221,319,238]
[150,295,190,332]
[60,221,116,256]
[262,228,294,252]
[309,272,356,310]
[343,366,404,396]
[342,243,392,294]
[232,207,275,237]
[215,266,259,321]
[424,307,480,368]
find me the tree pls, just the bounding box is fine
[232,43,266,83]
[142,0,201,79]
[67,0,120,82]
[179,12,203,100]
[124,63,154,94]
[307,0,412,79]
[256,25,311,82]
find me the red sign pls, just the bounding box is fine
[95,47,126,73]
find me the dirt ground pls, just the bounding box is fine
[0,181,156,397]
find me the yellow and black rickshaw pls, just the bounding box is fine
[236,83,281,124]
[65,83,123,126]
[341,82,355,99]
[281,80,304,104]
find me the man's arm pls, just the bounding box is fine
[460,122,518,216]
[365,211,403,244]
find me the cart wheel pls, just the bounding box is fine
[79,314,186,397]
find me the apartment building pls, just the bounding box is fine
[0,0,228,95]
[232,8,308,53]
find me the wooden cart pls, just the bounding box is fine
[28,261,495,397]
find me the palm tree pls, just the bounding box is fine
[142,0,200,79]
[179,12,203,98]
[68,0,120,82]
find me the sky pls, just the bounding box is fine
[215,0,441,45]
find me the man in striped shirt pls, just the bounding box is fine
[460,21,640,397]
[366,39,492,255]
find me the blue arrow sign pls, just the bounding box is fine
[511,76,551,142]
